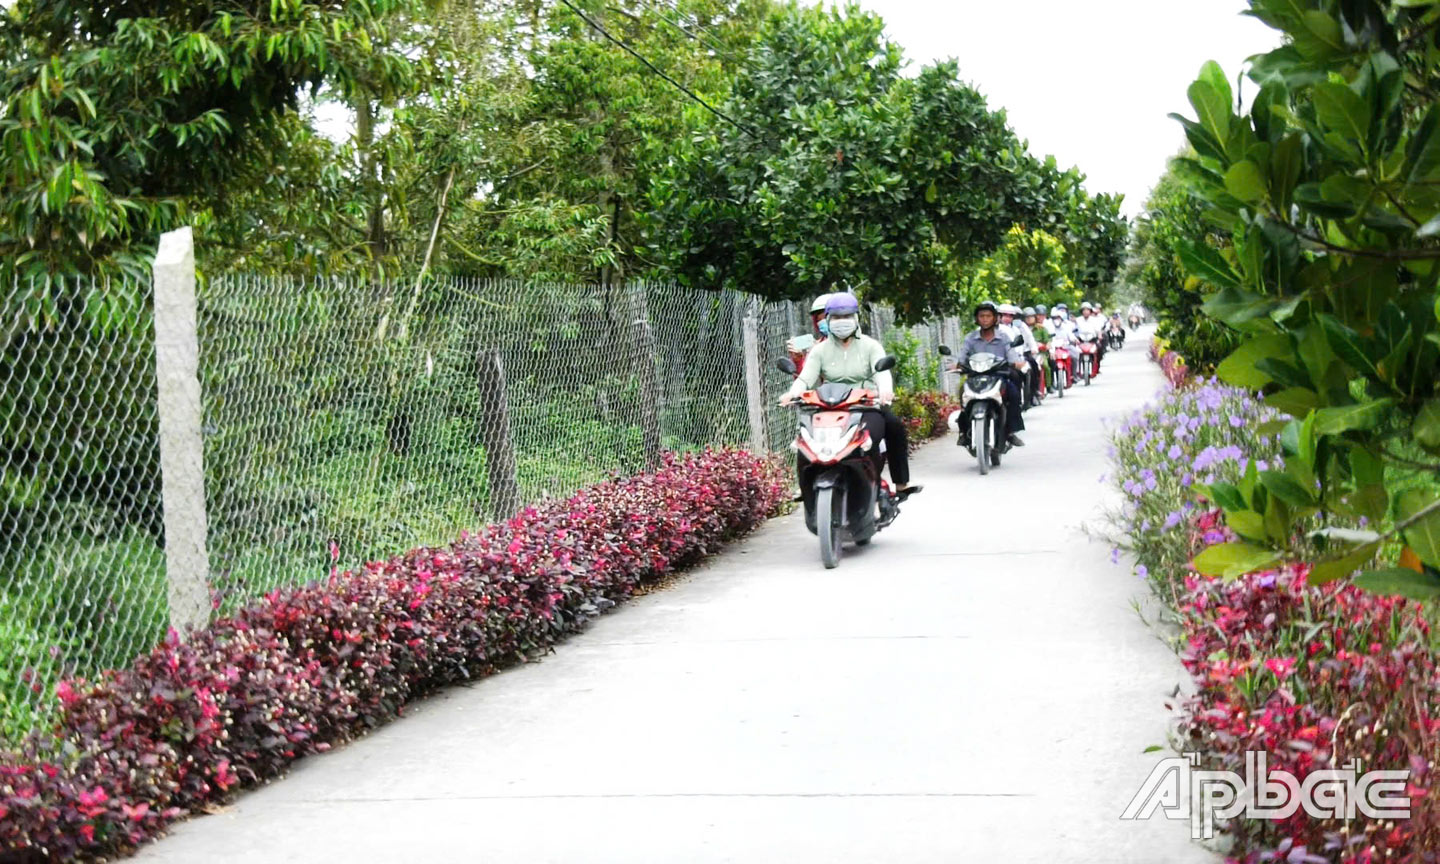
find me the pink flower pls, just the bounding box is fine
[1264,657,1298,679]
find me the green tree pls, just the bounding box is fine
[1162,0,1440,597]
[965,225,1076,308]
[1128,154,1240,370]
[644,3,1091,322]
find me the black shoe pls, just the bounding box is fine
[895,483,924,500]
[791,490,804,502]
[1007,434,1025,448]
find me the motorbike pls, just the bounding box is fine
[1128,314,1142,331]
[938,342,1018,476]
[775,354,909,569]
[1106,325,1125,351]
[1077,337,1099,386]
[1048,343,1070,395]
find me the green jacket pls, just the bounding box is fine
[786,333,892,396]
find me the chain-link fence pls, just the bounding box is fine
[1,248,962,741]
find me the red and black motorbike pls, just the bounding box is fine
[776,355,909,569]
[1077,337,1100,386]
[1049,343,1072,394]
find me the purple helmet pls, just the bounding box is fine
[824,293,860,316]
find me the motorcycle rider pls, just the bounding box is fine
[999,302,1041,408]
[950,301,1027,448]
[786,293,834,374]
[1048,306,1078,388]
[780,293,920,495]
[1075,301,1105,376]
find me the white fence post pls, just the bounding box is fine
[151,227,211,635]
[742,303,767,453]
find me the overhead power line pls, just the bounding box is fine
[556,0,761,140]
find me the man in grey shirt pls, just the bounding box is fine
[951,301,1028,448]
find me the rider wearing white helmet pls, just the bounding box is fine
[785,292,835,374]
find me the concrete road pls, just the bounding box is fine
[138,327,1215,864]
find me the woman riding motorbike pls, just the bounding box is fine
[780,294,920,495]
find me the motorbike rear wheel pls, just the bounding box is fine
[817,485,845,569]
[974,416,990,476]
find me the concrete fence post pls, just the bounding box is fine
[475,347,522,521]
[626,282,664,469]
[151,227,211,635]
[742,303,767,454]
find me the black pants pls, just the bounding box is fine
[1002,373,1025,435]
[876,407,910,485]
[1024,354,1042,404]
[796,409,910,487]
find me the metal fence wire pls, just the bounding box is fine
[0,272,961,740]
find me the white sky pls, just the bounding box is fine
[857,0,1281,216]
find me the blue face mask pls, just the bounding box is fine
[818,320,830,337]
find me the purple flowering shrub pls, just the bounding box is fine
[0,448,788,863]
[1106,380,1282,598]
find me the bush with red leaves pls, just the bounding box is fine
[891,389,960,450]
[1171,513,1440,863]
[0,448,787,863]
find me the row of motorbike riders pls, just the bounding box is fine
[773,292,1138,568]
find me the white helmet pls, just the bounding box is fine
[809,293,835,315]
[998,303,1022,316]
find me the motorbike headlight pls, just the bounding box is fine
[801,425,858,460]
[969,354,1000,373]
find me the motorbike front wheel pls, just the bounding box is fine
[817,485,845,569]
[1055,366,1065,398]
[974,416,990,476]
[1082,358,1092,386]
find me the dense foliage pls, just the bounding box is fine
[1153,0,1440,597]
[0,448,787,862]
[1127,156,1241,371]
[644,3,1127,321]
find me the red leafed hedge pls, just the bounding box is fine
[0,448,788,863]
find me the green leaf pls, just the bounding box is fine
[1260,470,1316,507]
[1414,400,1440,454]
[1201,482,1249,513]
[1408,104,1440,185]
[1352,568,1440,601]
[1265,387,1320,418]
[1312,398,1397,435]
[1313,81,1372,150]
[1228,509,1269,541]
[1193,541,1281,580]
[1188,79,1232,145]
[1294,10,1345,60]
[1317,314,1380,378]
[1310,542,1381,584]
[1398,487,1440,568]
[1216,334,1292,388]
[1224,160,1269,203]
[1178,241,1242,289]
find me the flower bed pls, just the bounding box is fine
[1150,335,1189,388]
[892,389,961,450]
[0,449,788,863]
[1108,384,1440,862]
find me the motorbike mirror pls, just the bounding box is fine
[874,355,897,373]
[775,357,798,376]
[937,345,952,356]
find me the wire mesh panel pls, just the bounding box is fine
[0,275,166,741]
[0,271,959,741]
